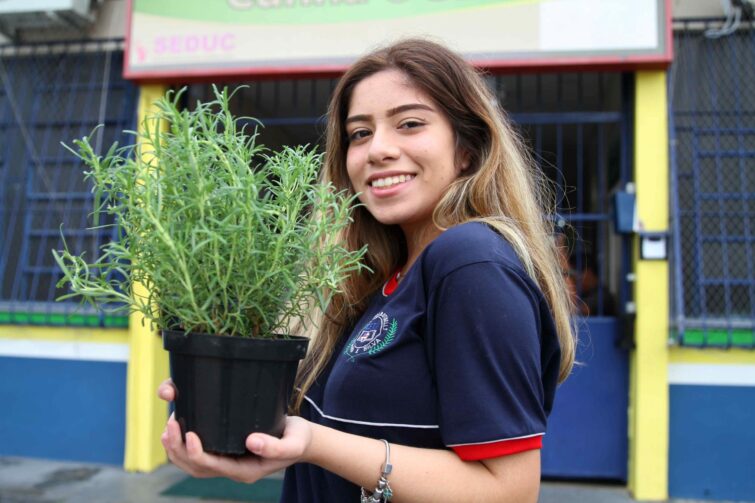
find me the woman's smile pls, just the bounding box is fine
[368,173,416,195]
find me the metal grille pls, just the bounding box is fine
[670,19,755,347]
[495,73,631,319]
[0,40,137,327]
[185,79,339,152]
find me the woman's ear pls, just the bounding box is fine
[458,150,471,172]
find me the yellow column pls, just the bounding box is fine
[628,71,669,500]
[124,84,170,472]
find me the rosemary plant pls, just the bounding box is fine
[53,86,366,338]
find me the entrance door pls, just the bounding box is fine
[542,318,630,480]
[497,73,634,481]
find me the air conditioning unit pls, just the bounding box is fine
[0,0,101,40]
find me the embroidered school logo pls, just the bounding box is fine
[344,311,397,360]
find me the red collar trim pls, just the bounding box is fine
[382,268,402,296]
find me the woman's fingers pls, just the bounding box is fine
[245,416,310,460]
[163,414,197,475]
[185,432,211,464]
[246,433,302,459]
[246,433,272,456]
[157,378,176,401]
[161,415,261,482]
[162,415,198,476]
[161,414,310,483]
[163,420,219,478]
[165,414,184,451]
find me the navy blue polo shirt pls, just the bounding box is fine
[280,222,561,502]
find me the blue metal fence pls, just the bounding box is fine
[0,39,137,326]
[670,19,755,347]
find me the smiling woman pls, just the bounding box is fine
[344,69,465,244]
[158,38,577,503]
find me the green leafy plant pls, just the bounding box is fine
[53,86,366,338]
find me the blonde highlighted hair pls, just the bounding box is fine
[291,38,576,413]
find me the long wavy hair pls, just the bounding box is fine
[291,38,576,413]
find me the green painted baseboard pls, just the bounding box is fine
[0,311,128,327]
[678,329,755,348]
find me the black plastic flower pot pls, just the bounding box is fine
[163,330,309,456]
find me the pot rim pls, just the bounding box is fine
[163,329,309,361]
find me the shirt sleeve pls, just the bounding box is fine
[426,261,550,461]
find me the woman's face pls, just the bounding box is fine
[345,69,466,237]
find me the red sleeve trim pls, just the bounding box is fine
[451,435,543,461]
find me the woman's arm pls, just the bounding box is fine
[302,421,540,503]
[160,380,539,503]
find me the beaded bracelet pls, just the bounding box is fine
[360,439,393,502]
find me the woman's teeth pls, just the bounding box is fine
[371,174,414,188]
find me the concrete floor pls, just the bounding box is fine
[0,456,742,503]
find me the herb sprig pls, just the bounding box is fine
[53,86,366,338]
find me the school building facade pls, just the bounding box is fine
[0,0,752,500]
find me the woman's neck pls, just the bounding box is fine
[401,223,443,275]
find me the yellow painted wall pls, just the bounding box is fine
[670,348,755,365]
[628,70,669,501]
[123,84,170,472]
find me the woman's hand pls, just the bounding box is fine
[157,379,312,483]
[157,378,176,402]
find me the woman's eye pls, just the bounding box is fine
[399,120,424,130]
[348,129,371,142]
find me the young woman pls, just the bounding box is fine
[159,38,576,503]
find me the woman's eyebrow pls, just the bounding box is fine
[387,103,434,116]
[345,103,435,125]
[345,114,370,125]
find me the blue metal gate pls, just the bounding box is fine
[499,73,633,481]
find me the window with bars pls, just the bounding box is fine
[670,19,755,347]
[0,40,137,326]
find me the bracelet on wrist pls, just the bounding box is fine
[360,439,393,503]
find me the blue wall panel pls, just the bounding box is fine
[0,356,126,465]
[542,318,629,480]
[670,384,755,501]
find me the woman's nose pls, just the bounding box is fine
[367,128,400,165]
